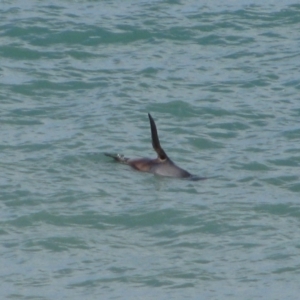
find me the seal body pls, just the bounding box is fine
[105,114,205,180]
[130,157,191,177]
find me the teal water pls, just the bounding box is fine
[1,1,300,299]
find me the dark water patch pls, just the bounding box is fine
[28,26,155,46]
[254,203,300,218]
[1,189,46,207]
[203,106,238,118]
[0,45,55,60]
[233,161,271,172]
[25,236,89,252]
[288,182,300,193]
[283,79,300,89]
[282,128,300,140]
[6,209,110,230]
[263,175,299,191]
[208,121,249,131]
[1,118,43,126]
[101,209,184,228]
[273,266,299,275]
[196,34,226,46]
[10,80,101,96]
[189,137,223,150]
[137,66,162,76]
[209,131,237,139]
[148,100,197,118]
[24,142,58,154]
[268,157,300,167]
[2,23,51,40]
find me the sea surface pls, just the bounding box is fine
[1,1,300,299]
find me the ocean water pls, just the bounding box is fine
[1,1,300,299]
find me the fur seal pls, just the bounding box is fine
[105,113,206,180]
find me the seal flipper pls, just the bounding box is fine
[148,113,168,160]
[104,153,129,164]
[104,114,206,180]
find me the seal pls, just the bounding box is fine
[105,113,206,180]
